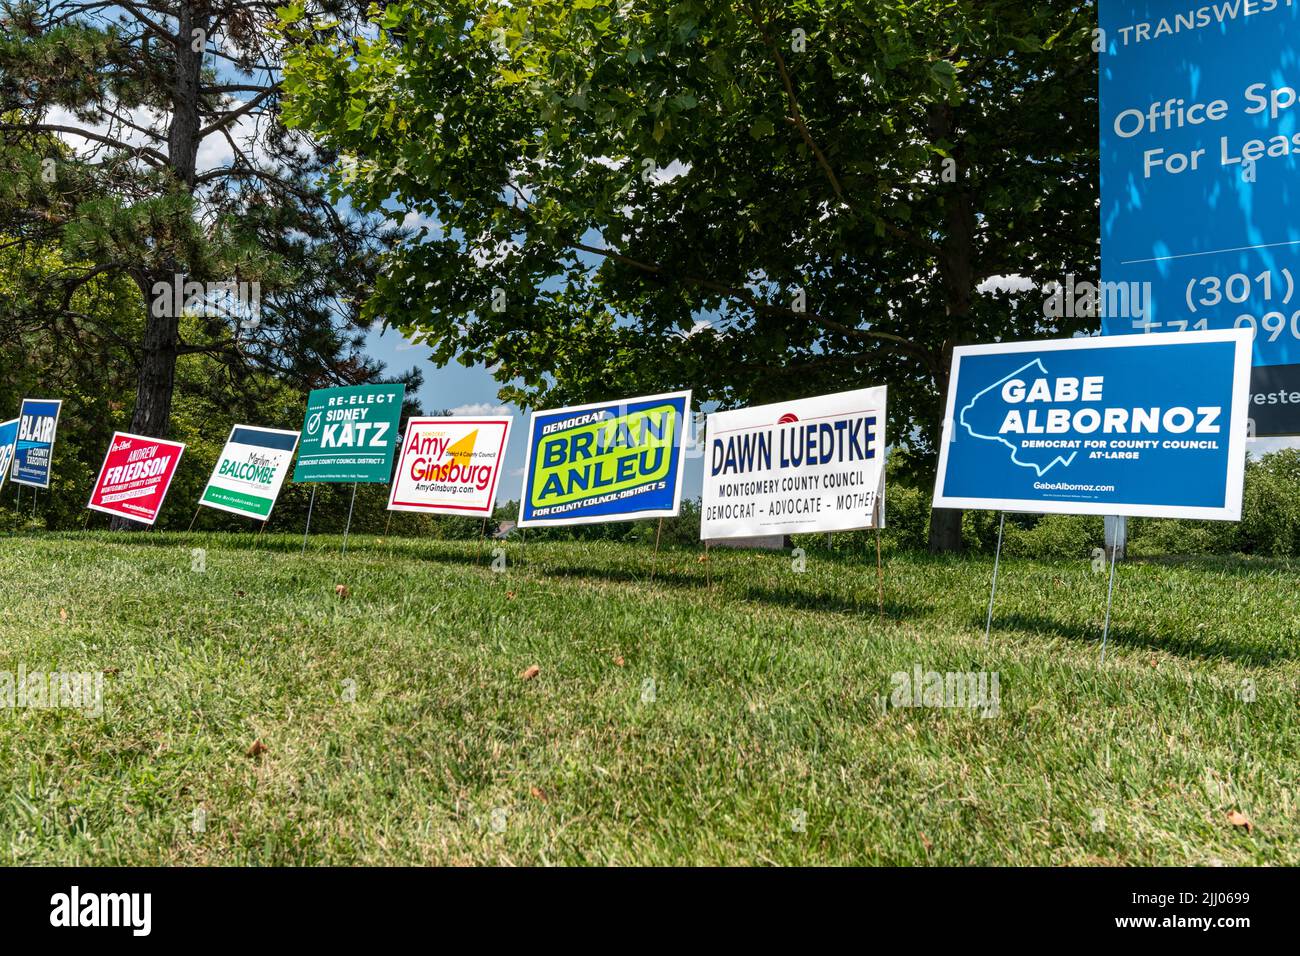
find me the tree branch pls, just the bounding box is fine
[563,234,927,361]
[197,87,278,140]
[0,123,169,167]
[745,3,850,211]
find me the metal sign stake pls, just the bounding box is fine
[649,517,664,583]
[341,483,358,555]
[301,485,317,556]
[984,512,1006,646]
[875,527,885,621]
[1100,536,1119,663]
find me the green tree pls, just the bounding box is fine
[280,0,1098,552]
[0,231,142,528]
[0,0,419,526]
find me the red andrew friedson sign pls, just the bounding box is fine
[87,432,186,526]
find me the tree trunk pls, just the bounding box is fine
[167,5,205,192]
[924,102,975,554]
[112,275,182,531]
[128,274,181,439]
[926,350,966,553]
[111,4,205,532]
[927,505,964,554]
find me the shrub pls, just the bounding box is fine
[1236,461,1299,557]
[881,484,930,552]
[1001,514,1103,560]
[1127,518,1226,557]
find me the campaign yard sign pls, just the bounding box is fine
[87,432,186,526]
[702,387,887,540]
[933,330,1252,520]
[518,390,692,527]
[12,398,62,488]
[387,416,512,516]
[1100,0,1300,434]
[200,425,299,520]
[0,418,17,492]
[293,384,405,483]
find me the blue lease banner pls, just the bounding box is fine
[13,398,62,489]
[0,418,17,492]
[1099,0,1300,434]
[518,390,692,527]
[933,330,1252,520]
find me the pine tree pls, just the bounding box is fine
[0,0,418,526]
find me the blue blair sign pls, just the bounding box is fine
[13,398,62,489]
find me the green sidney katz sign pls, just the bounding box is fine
[293,384,405,483]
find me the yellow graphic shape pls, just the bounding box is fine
[445,429,477,464]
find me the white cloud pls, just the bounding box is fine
[450,402,512,416]
[1249,436,1300,456]
[47,93,287,179]
[398,210,439,234]
[647,159,690,185]
[46,104,164,158]
[978,274,1037,295]
[470,237,520,268]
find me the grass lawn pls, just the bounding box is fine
[0,530,1296,865]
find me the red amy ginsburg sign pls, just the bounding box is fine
[387,417,512,517]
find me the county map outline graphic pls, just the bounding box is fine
[957,357,1078,478]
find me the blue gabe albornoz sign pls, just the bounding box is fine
[933,331,1252,520]
[518,390,692,527]
[1099,0,1300,435]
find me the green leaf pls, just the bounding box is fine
[929,60,957,91]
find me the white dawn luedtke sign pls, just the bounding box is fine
[702,387,887,539]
